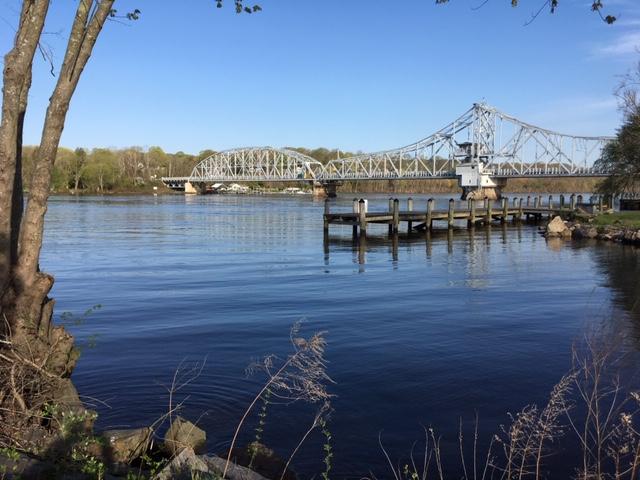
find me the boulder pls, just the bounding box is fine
[545,216,569,237]
[50,379,97,435]
[572,226,596,239]
[223,442,296,480]
[102,427,152,463]
[163,417,206,455]
[154,448,272,480]
[154,448,209,480]
[585,227,599,239]
[202,455,272,480]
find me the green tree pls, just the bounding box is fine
[146,146,169,180]
[596,62,640,194]
[50,147,75,191]
[71,147,87,192]
[83,148,119,192]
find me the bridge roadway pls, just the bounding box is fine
[323,194,607,236]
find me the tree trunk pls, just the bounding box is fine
[0,0,49,296]
[1,1,115,446]
[16,0,114,300]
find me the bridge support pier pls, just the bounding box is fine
[184,181,198,195]
[461,186,502,201]
[313,181,338,198]
[456,163,508,201]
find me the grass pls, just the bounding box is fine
[592,211,640,228]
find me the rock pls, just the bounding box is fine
[50,379,97,435]
[102,427,152,464]
[545,216,569,237]
[52,379,83,411]
[202,455,272,480]
[154,447,208,480]
[223,442,296,480]
[164,417,206,455]
[154,448,271,480]
[572,226,598,239]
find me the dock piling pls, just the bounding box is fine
[407,197,414,233]
[518,198,524,222]
[323,199,330,233]
[392,198,400,234]
[469,198,476,226]
[426,198,434,231]
[352,198,359,237]
[359,198,367,237]
[448,199,455,229]
[484,197,492,224]
[501,198,508,223]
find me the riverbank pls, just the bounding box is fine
[543,211,640,245]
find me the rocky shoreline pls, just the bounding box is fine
[0,381,278,480]
[542,215,640,245]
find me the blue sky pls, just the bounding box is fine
[1,0,639,154]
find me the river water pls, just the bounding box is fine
[42,194,640,478]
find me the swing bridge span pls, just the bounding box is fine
[161,103,613,196]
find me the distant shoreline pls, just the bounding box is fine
[45,177,602,197]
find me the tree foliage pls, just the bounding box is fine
[597,63,640,194]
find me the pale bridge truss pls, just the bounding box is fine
[162,103,613,188]
[162,147,324,189]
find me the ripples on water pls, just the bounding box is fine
[42,194,640,478]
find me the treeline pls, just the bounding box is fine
[22,145,355,194]
[22,146,216,193]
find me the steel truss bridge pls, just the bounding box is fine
[161,103,613,190]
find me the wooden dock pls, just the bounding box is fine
[323,194,594,236]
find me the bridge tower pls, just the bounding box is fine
[455,104,504,200]
[455,137,505,200]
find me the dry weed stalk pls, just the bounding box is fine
[223,322,332,478]
[383,371,575,480]
[565,339,640,480]
[492,372,574,480]
[383,334,640,480]
[279,402,331,480]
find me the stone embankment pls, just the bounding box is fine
[541,216,640,245]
